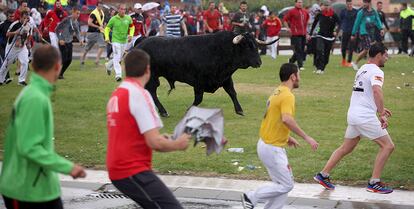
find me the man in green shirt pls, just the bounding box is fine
[104,3,135,82]
[0,45,86,209]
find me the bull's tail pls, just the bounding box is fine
[167,80,175,96]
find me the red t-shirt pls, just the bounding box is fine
[283,7,309,36]
[263,17,282,37]
[203,9,221,31]
[106,79,163,181]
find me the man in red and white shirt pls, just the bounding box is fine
[203,2,222,33]
[128,3,145,50]
[106,49,191,209]
[262,11,282,59]
[44,0,67,48]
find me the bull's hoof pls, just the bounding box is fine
[160,112,170,117]
[236,110,244,116]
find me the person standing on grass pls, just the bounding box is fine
[399,3,414,55]
[55,7,84,79]
[314,42,394,194]
[80,0,105,66]
[339,0,358,67]
[262,11,282,59]
[283,0,309,71]
[350,0,384,71]
[161,5,188,37]
[104,3,135,82]
[203,1,222,34]
[106,49,191,209]
[0,45,86,209]
[376,1,389,42]
[231,1,250,35]
[309,0,340,75]
[241,63,319,209]
[44,0,68,49]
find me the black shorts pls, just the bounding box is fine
[112,171,183,209]
[360,35,373,50]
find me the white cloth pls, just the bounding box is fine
[108,42,127,78]
[126,35,141,51]
[266,36,279,59]
[347,64,384,125]
[49,32,59,49]
[345,121,388,140]
[117,81,163,133]
[0,45,29,83]
[247,139,294,209]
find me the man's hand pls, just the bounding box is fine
[304,136,319,151]
[306,34,311,41]
[379,115,388,129]
[288,137,300,148]
[80,40,85,46]
[383,108,392,118]
[174,133,191,150]
[70,164,86,179]
[105,39,110,44]
[351,35,356,41]
[99,26,104,33]
[208,27,213,33]
[127,35,132,42]
[380,29,385,37]
[59,40,65,45]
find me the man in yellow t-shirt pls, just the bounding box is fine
[241,63,319,209]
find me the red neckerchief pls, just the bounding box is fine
[322,8,334,17]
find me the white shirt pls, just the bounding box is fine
[347,64,384,125]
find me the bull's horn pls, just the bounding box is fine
[256,37,280,45]
[232,35,244,44]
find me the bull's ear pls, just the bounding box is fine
[232,35,244,44]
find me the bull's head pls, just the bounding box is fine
[232,33,279,68]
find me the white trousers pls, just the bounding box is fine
[0,45,29,83]
[106,42,126,78]
[247,139,294,209]
[266,36,279,59]
[49,32,59,49]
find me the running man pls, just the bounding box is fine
[339,0,358,67]
[314,42,394,194]
[350,0,384,71]
[241,63,319,209]
[104,3,134,82]
[309,0,340,74]
[0,11,32,86]
[106,49,191,209]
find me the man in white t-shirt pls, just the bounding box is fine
[313,42,395,194]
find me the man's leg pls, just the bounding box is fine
[95,33,106,65]
[81,33,96,64]
[315,37,324,71]
[401,30,408,54]
[112,171,183,209]
[112,43,125,80]
[322,39,333,71]
[17,47,29,83]
[321,136,360,174]
[341,32,350,62]
[246,140,293,209]
[289,36,298,64]
[371,135,395,179]
[3,195,63,209]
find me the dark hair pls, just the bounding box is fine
[269,11,274,16]
[401,3,407,7]
[72,7,79,12]
[346,0,352,3]
[6,9,14,15]
[368,42,387,58]
[32,45,60,72]
[295,0,302,2]
[363,0,371,3]
[279,63,298,82]
[377,1,383,4]
[125,49,150,77]
[240,1,247,5]
[209,1,215,5]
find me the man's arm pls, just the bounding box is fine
[351,10,362,36]
[88,14,103,32]
[181,20,188,36]
[144,128,190,152]
[372,85,390,128]
[281,113,318,151]
[104,18,113,42]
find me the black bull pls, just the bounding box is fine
[135,31,278,117]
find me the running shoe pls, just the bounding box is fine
[18,81,27,86]
[366,182,393,194]
[314,173,335,190]
[351,62,359,71]
[241,193,254,209]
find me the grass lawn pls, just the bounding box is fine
[0,55,413,189]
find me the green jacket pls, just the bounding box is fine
[400,7,414,31]
[0,73,73,202]
[352,8,382,36]
[104,14,134,44]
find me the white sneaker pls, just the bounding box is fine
[300,67,305,71]
[316,69,322,74]
[351,62,359,71]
